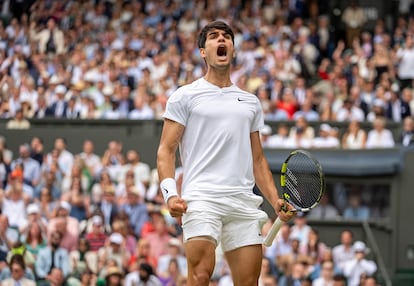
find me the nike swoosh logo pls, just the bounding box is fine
[237,98,247,101]
[161,187,168,194]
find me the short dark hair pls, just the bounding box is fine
[198,20,234,49]
[9,254,26,270]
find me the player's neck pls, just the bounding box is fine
[203,69,232,88]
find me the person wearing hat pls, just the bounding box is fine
[311,123,340,149]
[19,203,47,235]
[104,265,124,286]
[343,241,377,286]
[85,215,107,252]
[45,84,68,118]
[97,232,129,273]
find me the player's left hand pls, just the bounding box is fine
[274,198,296,222]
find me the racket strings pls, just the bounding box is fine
[284,153,323,209]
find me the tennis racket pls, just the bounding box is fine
[263,149,325,247]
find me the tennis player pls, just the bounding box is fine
[157,20,295,286]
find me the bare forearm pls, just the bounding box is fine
[254,156,279,208]
[157,146,177,181]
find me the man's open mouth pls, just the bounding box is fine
[217,45,227,57]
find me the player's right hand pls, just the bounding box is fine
[167,196,187,217]
[274,198,296,222]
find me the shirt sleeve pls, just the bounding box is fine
[163,88,188,127]
[251,96,264,132]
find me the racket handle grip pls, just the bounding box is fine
[263,217,283,247]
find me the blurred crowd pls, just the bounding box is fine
[0,0,407,285]
[0,135,382,286]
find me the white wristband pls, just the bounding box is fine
[160,178,178,203]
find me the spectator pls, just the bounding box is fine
[2,240,36,276]
[332,230,355,273]
[259,125,274,148]
[142,211,172,259]
[288,116,315,141]
[385,89,411,123]
[104,265,124,286]
[128,91,155,120]
[336,98,365,122]
[1,174,29,229]
[110,217,136,256]
[312,123,340,149]
[300,228,329,264]
[157,237,187,278]
[47,201,80,251]
[264,123,291,148]
[365,117,395,149]
[158,257,185,285]
[342,120,367,149]
[343,241,377,286]
[124,262,162,286]
[45,85,68,118]
[1,254,36,286]
[35,231,71,280]
[307,192,339,220]
[292,98,320,122]
[119,185,149,238]
[119,149,151,188]
[69,237,97,279]
[85,214,107,254]
[44,138,74,178]
[50,215,79,253]
[290,212,312,248]
[264,223,292,266]
[6,108,30,129]
[343,192,370,220]
[128,237,157,272]
[97,232,130,274]
[275,87,298,119]
[312,260,336,286]
[278,260,308,286]
[21,218,47,260]
[94,184,119,232]
[0,136,13,165]
[77,139,102,179]
[399,116,414,146]
[37,188,58,221]
[30,136,44,166]
[396,35,414,90]
[366,99,386,122]
[341,0,367,48]
[29,17,65,55]
[11,143,41,189]
[101,140,125,182]
[45,267,66,286]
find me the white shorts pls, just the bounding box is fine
[182,192,269,252]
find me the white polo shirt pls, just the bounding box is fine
[164,78,263,201]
